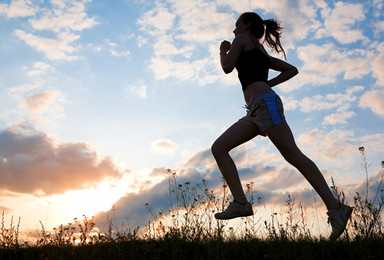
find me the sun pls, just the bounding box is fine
[44,177,133,229]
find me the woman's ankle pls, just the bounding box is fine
[234,199,248,205]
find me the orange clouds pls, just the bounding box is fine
[0,125,125,196]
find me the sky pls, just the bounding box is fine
[0,0,383,239]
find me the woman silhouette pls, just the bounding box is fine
[212,12,352,240]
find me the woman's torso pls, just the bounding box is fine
[235,36,272,104]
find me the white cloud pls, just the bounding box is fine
[358,132,384,153]
[371,42,384,86]
[8,83,41,96]
[137,0,233,85]
[29,0,98,33]
[293,86,364,112]
[128,84,147,99]
[282,44,373,91]
[110,49,131,57]
[151,139,178,154]
[316,1,367,44]
[136,35,148,48]
[297,128,356,164]
[137,2,176,37]
[372,0,384,18]
[10,0,97,61]
[0,0,37,18]
[136,0,381,90]
[359,90,384,117]
[169,0,234,43]
[374,21,384,37]
[322,110,356,125]
[14,30,80,60]
[27,61,52,77]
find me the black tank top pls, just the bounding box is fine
[235,37,271,91]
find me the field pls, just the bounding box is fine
[1,236,384,259]
[1,148,383,259]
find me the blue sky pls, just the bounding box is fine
[0,0,383,238]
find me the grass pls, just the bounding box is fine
[1,147,384,259]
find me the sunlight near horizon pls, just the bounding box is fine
[45,178,133,228]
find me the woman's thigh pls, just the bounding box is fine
[266,124,303,160]
[212,120,261,153]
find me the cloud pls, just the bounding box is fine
[7,83,66,123]
[372,0,384,18]
[14,30,81,60]
[137,2,176,37]
[22,91,64,115]
[284,43,373,91]
[105,39,131,58]
[359,90,384,117]
[0,0,37,18]
[11,0,98,61]
[322,110,356,125]
[136,35,148,48]
[371,42,384,86]
[374,20,384,38]
[297,128,356,164]
[285,86,364,113]
[315,1,367,44]
[128,84,147,99]
[110,49,131,57]
[137,0,233,86]
[8,83,41,96]
[27,62,52,77]
[135,0,377,89]
[28,0,98,33]
[151,139,178,154]
[93,139,376,234]
[0,125,125,196]
[358,133,384,154]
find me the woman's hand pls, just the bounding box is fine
[220,40,231,54]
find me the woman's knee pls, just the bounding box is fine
[211,139,228,158]
[211,140,221,156]
[281,150,307,166]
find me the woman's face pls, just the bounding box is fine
[233,18,250,36]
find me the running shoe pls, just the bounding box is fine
[327,204,353,240]
[215,201,253,220]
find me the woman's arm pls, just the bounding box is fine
[268,56,298,87]
[220,35,246,74]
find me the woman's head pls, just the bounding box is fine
[239,12,286,59]
[238,12,264,38]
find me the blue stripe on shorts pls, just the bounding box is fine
[262,95,284,125]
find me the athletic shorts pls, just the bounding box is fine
[239,90,286,136]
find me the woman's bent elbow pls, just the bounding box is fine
[222,66,234,74]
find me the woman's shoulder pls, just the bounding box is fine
[233,34,251,43]
[232,34,255,51]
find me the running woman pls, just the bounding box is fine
[212,12,352,240]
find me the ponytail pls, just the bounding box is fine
[239,12,286,59]
[263,19,286,59]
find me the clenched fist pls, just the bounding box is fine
[220,40,231,54]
